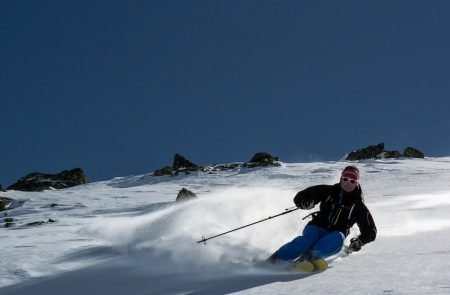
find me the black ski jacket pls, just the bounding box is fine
[294,183,377,245]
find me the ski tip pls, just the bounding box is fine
[197,236,207,244]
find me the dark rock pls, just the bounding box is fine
[4,217,15,228]
[153,166,174,176]
[154,154,201,176]
[0,196,12,212]
[206,152,281,171]
[7,168,89,191]
[154,152,282,177]
[173,154,198,170]
[26,219,56,227]
[176,188,198,202]
[383,151,402,158]
[0,196,23,212]
[26,221,46,226]
[5,222,14,228]
[403,147,425,158]
[248,152,280,166]
[347,143,425,160]
[203,163,242,173]
[346,143,385,161]
[0,184,4,192]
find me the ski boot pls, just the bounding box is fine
[312,258,328,272]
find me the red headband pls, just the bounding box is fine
[342,170,359,181]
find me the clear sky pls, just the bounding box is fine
[1,1,449,186]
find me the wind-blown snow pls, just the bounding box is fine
[1,158,450,294]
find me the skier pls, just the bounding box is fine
[269,166,377,272]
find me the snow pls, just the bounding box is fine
[1,158,450,294]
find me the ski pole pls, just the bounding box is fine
[197,206,301,244]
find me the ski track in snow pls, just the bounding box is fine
[1,158,450,294]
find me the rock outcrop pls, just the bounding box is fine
[346,143,386,161]
[176,188,198,202]
[7,168,89,191]
[403,147,425,158]
[247,152,280,167]
[172,154,198,170]
[154,152,281,176]
[0,196,11,212]
[0,196,23,213]
[346,143,425,161]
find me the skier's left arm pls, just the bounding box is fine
[354,203,377,247]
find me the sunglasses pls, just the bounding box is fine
[342,177,357,184]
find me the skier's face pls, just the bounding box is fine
[340,177,358,192]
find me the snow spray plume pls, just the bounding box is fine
[197,206,301,244]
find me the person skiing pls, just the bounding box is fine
[269,165,377,272]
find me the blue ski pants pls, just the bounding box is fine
[275,224,344,261]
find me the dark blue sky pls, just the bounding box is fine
[1,1,450,186]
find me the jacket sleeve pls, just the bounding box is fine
[355,203,377,245]
[293,185,332,208]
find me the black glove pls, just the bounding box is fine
[297,199,315,210]
[348,238,363,252]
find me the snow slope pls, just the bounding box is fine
[1,157,450,294]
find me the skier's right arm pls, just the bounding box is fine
[293,185,331,209]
